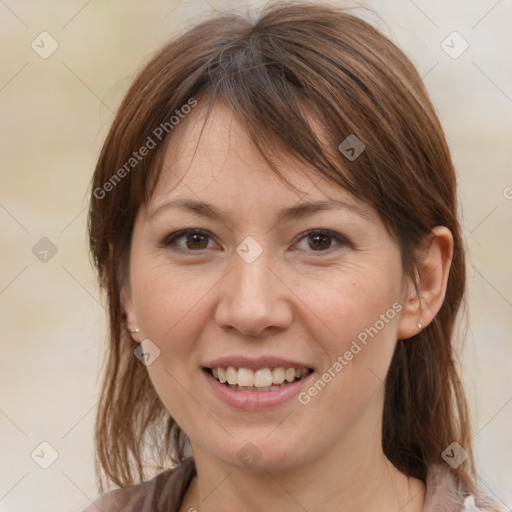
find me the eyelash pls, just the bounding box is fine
[161,228,350,256]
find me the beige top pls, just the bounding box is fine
[82,458,507,512]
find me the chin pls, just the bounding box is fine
[204,434,311,473]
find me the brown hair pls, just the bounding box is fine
[88,1,475,495]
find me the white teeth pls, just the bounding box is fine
[237,368,254,387]
[285,368,296,382]
[226,366,237,385]
[254,368,273,387]
[271,367,285,384]
[209,365,310,388]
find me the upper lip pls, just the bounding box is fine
[203,356,313,371]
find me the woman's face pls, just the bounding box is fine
[124,103,414,472]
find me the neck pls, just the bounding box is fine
[185,452,423,512]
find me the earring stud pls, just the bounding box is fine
[129,328,140,334]
[417,323,422,330]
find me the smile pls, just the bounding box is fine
[204,366,313,392]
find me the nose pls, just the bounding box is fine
[214,248,293,337]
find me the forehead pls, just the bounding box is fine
[149,102,368,214]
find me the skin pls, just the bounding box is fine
[123,102,453,512]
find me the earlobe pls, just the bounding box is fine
[397,226,454,339]
[121,286,141,342]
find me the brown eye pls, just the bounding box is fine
[163,229,213,252]
[308,233,332,251]
[295,229,348,254]
[184,232,209,250]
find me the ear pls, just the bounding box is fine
[397,226,454,339]
[121,280,141,343]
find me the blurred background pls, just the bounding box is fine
[0,1,510,510]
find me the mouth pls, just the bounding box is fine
[203,366,314,392]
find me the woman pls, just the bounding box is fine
[85,3,506,511]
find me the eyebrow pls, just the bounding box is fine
[147,197,370,223]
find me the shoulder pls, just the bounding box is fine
[423,464,508,512]
[80,457,196,512]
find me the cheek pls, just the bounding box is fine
[300,262,402,346]
[131,260,212,342]
[128,264,214,408]
[300,259,403,401]
[129,263,210,428]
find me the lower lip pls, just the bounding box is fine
[202,368,315,410]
